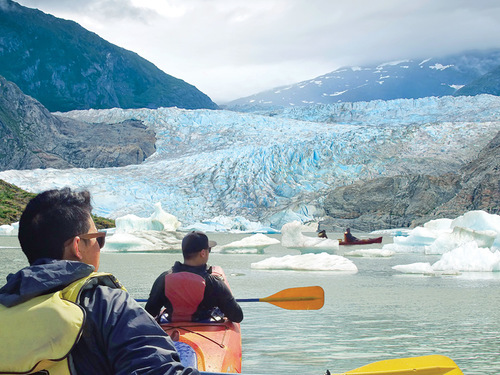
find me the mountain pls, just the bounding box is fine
[455,64,500,97]
[0,0,217,112]
[226,49,500,110]
[0,94,499,230]
[0,74,156,170]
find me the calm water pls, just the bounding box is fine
[1,233,499,374]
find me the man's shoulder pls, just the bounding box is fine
[208,272,224,282]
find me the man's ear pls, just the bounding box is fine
[74,237,83,259]
[63,236,82,260]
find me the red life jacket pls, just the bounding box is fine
[164,272,206,321]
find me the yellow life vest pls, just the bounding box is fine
[0,272,125,375]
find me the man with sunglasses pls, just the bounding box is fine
[145,231,243,323]
[0,188,198,375]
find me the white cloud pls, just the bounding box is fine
[13,0,500,103]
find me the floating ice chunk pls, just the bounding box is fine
[450,210,500,247]
[386,211,500,255]
[432,242,500,272]
[425,226,496,254]
[392,242,500,274]
[423,218,453,231]
[115,202,180,233]
[392,262,434,274]
[281,221,339,251]
[345,249,395,257]
[219,233,280,254]
[104,233,156,251]
[251,253,357,272]
[385,226,444,253]
[399,226,444,246]
[0,224,16,236]
[104,231,183,252]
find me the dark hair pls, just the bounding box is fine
[18,188,93,265]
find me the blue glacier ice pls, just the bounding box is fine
[1,94,500,230]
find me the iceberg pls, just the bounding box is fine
[393,242,500,275]
[250,253,358,272]
[392,262,435,274]
[450,210,500,248]
[104,203,183,252]
[391,210,500,274]
[384,211,500,254]
[217,233,280,254]
[115,202,181,232]
[344,249,395,257]
[0,223,17,236]
[103,231,182,252]
[425,226,497,254]
[280,221,339,253]
[432,242,500,272]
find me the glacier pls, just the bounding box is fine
[1,94,500,230]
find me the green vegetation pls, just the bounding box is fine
[92,215,115,230]
[0,179,35,225]
[0,179,115,229]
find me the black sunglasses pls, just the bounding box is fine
[79,232,106,249]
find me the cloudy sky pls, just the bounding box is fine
[15,0,500,103]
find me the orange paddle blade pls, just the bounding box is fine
[259,286,324,310]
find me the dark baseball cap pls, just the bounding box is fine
[182,231,217,255]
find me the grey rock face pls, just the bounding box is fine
[0,75,156,171]
[321,174,461,231]
[425,131,500,221]
[321,131,500,230]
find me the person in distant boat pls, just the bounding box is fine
[344,228,359,243]
[318,229,328,238]
[0,188,197,375]
[146,231,243,323]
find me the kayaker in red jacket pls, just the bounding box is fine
[145,231,243,323]
[0,188,198,375]
[344,228,359,243]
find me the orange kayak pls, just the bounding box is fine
[160,266,242,373]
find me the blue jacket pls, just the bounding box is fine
[0,258,199,375]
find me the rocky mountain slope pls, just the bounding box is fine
[226,49,500,109]
[0,0,217,112]
[0,75,156,170]
[455,64,500,97]
[320,131,500,231]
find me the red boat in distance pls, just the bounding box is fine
[339,236,383,246]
